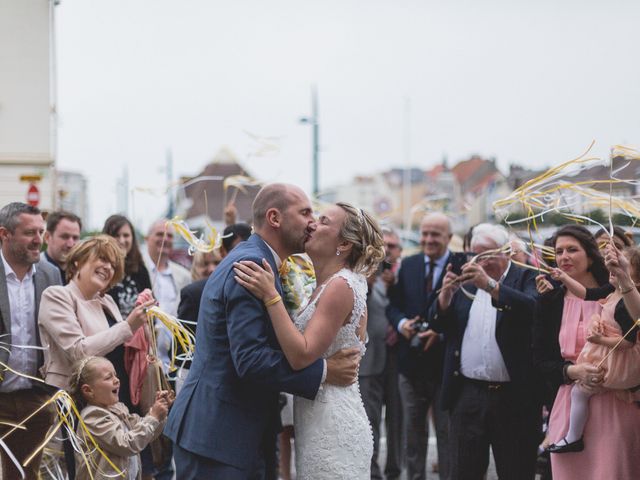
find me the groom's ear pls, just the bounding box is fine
[266,208,281,228]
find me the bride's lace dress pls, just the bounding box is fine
[293,268,373,479]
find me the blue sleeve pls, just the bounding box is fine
[426,291,455,335]
[224,266,323,400]
[386,261,409,329]
[177,286,198,324]
[494,271,538,313]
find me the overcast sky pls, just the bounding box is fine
[55,0,640,230]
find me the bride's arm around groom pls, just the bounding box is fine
[164,183,360,480]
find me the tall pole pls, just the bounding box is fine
[402,98,412,232]
[50,0,59,209]
[311,85,319,198]
[166,148,174,218]
[311,85,320,198]
[299,86,320,198]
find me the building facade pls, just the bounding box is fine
[0,0,58,210]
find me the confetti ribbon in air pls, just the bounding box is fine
[146,306,196,375]
[0,337,49,385]
[244,130,282,158]
[493,141,604,228]
[223,175,262,194]
[447,243,553,302]
[2,390,125,480]
[166,217,221,255]
[39,447,67,480]
[222,174,263,206]
[494,143,640,234]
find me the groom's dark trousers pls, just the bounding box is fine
[165,234,324,479]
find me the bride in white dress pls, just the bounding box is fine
[234,202,385,479]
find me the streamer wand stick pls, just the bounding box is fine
[596,319,640,369]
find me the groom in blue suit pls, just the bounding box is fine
[165,183,360,479]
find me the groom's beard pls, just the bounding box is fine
[281,228,308,256]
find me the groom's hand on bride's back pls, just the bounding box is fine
[325,347,361,386]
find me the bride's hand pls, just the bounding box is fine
[234,259,278,302]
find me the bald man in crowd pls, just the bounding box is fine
[387,213,467,480]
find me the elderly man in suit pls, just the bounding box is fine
[165,183,361,480]
[0,202,62,480]
[143,219,191,316]
[143,220,191,376]
[427,223,541,480]
[387,213,466,480]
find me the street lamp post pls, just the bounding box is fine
[299,85,320,198]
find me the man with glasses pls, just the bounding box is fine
[359,228,404,479]
[387,213,467,480]
[427,223,541,479]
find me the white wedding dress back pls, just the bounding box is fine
[293,268,373,479]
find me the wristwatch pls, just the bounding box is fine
[484,278,498,293]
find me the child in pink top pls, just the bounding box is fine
[546,262,640,453]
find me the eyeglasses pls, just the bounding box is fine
[385,243,400,249]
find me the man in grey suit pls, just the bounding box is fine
[359,228,404,479]
[0,202,62,480]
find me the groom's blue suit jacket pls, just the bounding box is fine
[165,234,324,470]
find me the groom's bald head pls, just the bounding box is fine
[252,183,306,228]
[252,183,315,257]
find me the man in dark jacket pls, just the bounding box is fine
[387,213,466,480]
[427,223,541,480]
[359,228,404,479]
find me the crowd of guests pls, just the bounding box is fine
[1,196,640,480]
[0,201,252,480]
[361,216,640,480]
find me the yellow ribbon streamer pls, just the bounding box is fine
[166,217,221,255]
[147,306,196,373]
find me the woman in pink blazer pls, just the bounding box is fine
[38,235,153,395]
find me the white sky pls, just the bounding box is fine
[55,0,640,230]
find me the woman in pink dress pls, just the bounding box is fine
[533,225,640,479]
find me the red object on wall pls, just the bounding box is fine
[26,183,40,207]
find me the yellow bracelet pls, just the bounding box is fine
[264,295,282,307]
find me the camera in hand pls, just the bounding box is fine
[380,260,393,273]
[450,251,474,276]
[410,317,431,349]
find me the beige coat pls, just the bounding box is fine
[38,281,133,389]
[75,402,164,480]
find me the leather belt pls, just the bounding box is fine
[462,375,510,390]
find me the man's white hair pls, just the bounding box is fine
[470,223,509,249]
[509,234,527,251]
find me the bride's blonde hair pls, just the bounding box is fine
[336,202,385,277]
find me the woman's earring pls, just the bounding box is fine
[336,249,341,256]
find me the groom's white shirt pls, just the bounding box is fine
[263,239,327,383]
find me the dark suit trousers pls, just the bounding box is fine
[359,349,403,479]
[449,379,540,480]
[398,374,450,480]
[175,443,266,480]
[0,389,55,480]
